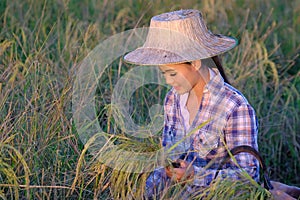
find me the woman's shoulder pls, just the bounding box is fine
[222,83,252,107]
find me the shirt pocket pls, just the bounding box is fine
[192,128,220,158]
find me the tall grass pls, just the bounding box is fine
[0,0,299,199]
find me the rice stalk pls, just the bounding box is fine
[70,132,104,194]
[0,189,7,200]
[0,141,31,199]
[198,177,272,200]
[0,0,299,199]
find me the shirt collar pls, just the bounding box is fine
[204,68,225,96]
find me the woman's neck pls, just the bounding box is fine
[189,66,210,103]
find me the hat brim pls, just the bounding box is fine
[123,36,238,66]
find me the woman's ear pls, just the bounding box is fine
[191,60,201,71]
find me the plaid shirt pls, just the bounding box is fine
[162,69,259,186]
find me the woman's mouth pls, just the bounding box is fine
[173,86,180,90]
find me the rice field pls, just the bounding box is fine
[0,0,299,199]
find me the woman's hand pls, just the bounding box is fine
[165,160,194,181]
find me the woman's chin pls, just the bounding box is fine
[175,89,188,95]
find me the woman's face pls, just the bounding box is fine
[159,62,201,95]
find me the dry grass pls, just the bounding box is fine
[0,0,299,199]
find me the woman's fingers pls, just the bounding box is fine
[165,166,173,178]
[165,160,194,181]
[178,160,188,168]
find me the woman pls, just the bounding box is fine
[124,9,259,198]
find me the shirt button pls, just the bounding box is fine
[206,179,210,185]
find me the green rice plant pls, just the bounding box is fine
[0,0,299,199]
[0,135,30,200]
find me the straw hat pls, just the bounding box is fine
[124,9,238,65]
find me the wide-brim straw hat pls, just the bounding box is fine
[124,9,238,65]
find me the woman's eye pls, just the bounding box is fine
[170,73,177,77]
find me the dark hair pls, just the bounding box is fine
[185,58,230,84]
[212,56,230,84]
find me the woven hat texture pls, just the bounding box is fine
[124,9,237,65]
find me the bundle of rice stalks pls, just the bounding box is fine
[195,176,272,200]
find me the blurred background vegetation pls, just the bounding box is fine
[0,0,299,199]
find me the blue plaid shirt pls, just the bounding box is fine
[162,69,259,186]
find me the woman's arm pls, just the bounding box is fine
[192,103,260,186]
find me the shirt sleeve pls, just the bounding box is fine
[192,103,260,186]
